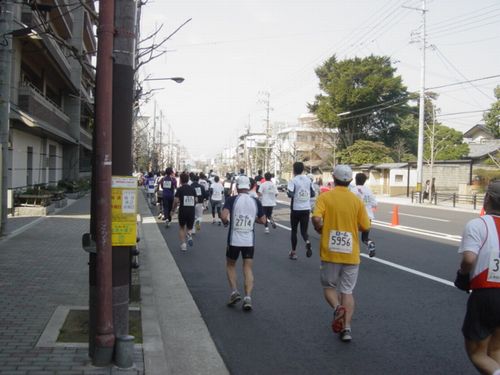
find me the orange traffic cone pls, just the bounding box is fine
[391,205,400,226]
[480,207,485,216]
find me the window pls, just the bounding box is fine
[395,174,403,183]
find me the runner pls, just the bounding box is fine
[254,170,263,188]
[287,161,315,260]
[258,172,278,234]
[190,174,206,234]
[221,176,266,311]
[209,175,224,225]
[199,172,210,210]
[172,172,196,251]
[350,172,377,257]
[455,180,500,374]
[161,167,177,227]
[155,170,164,219]
[311,164,371,342]
[146,172,156,207]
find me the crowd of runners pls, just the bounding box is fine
[137,163,379,342]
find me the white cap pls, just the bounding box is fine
[237,175,251,189]
[332,165,353,182]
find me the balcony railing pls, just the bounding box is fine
[18,82,71,134]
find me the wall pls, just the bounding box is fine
[11,129,63,189]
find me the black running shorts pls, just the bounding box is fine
[462,288,500,341]
[226,245,254,261]
[178,211,195,229]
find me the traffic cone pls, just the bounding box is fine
[480,207,485,216]
[391,205,400,226]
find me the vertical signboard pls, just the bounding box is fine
[111,176,137,246]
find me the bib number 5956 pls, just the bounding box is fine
[328,231,353,253]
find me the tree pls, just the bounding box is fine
[424,123,469,161]
[308,55,411,149]
[338,140,394,164]
[483,85,500,138]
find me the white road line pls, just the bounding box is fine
[275,221,456,288]
[396,212,450,222]
[372,220,462,242]
[360,253,455,287]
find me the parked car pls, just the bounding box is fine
[276,178,288,192]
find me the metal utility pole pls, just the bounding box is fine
[416,0,427,201]
[259,91,272,172]
[0,1,14,236]
[112,0,137,348]
[151,101,156,171]
[93,0,115,366]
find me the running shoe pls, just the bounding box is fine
[157,213,163,219]
[165,221,171,228]
[265,227,270,234]
[332,305,346,333]
[367,241,376,258]
[180,242,187,252]
[271,220,277,229]
[218,220,222,226]
[227,291,241,306]
[306,241,312,258]
[212,219,216,224]
[187,234,194,247]
[340,328,352,342]
[195,221,201,232]
[288,250,298,260]
[242,296,252,311]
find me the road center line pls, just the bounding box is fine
[274,221,455,288]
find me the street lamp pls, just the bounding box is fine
[144,77,185,83]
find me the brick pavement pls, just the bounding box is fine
[0,195,144,374]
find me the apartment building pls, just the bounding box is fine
[5,1,96,192]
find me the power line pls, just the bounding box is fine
[427,75,500,90]
[436,109,488,117]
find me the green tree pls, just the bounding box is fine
[483,85,500,138]
[424,124,469,161]
[308,55,411,149]
[338,140,394,164]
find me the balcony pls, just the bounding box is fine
[18,82,71,135]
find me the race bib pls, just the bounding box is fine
[163,180,172,189]
[195,187,202,196]
[212,191,222,200]
[487,250,500,283]
[183,196,195,207]
[328,230,353,253]
[296,188,310,201]
[234,214,254,232]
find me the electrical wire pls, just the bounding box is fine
[427,75,500,90]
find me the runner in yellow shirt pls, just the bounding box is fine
[312,164,370,342]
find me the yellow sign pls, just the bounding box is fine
[111,176,137,246]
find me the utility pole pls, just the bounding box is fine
[112,0,137,351]
[0,0,14,236]
[93,0,115,366]
[416,0,427,201]
[151,100,156,171]
[259,91,272,172]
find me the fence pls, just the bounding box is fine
[411,191,485,210]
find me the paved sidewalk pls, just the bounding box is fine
[0,193,228,374]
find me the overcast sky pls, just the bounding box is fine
[139,0,500,159]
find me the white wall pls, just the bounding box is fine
[11,129,63,189]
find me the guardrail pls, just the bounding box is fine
[411,191,485,210]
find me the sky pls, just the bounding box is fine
[139,0,500,160]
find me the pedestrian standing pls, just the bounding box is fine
[454,180,500,374]
[423,179,430,202]
[350,172,377,257]
[430,177,436,203]
[312,165,371,342]
[172,172,196,251]
[258,172,278,233]
[221,176,266,311]
[287,161,315,260]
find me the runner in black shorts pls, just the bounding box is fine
[172,172,196,251]
[221,176,266,311]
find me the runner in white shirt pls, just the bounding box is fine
[287,161,315,260]
[455,180,500,375]
[349,172,377,257]
[209,176,224,225]
[221,176,266,311]
[258,172,278,233]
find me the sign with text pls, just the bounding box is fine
[111,176,137,246]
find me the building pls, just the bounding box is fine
[4,1,96,195]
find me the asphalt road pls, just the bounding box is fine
[151,199,477,375]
